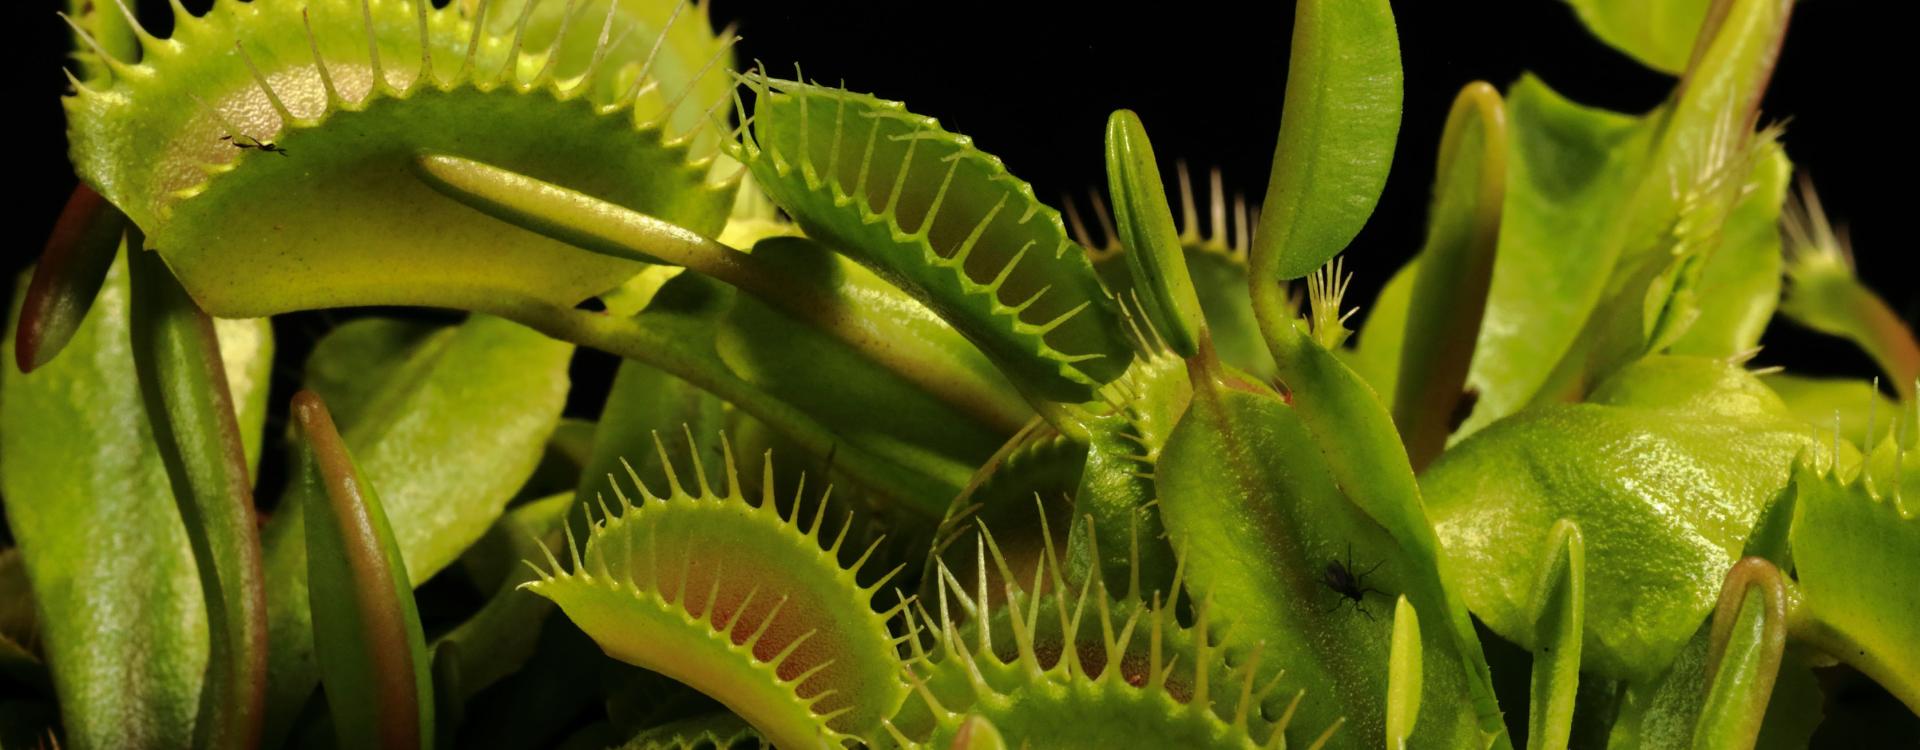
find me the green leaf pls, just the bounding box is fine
[1,250,270,750]
[13,185,124,373]
[1104,110,1205,356]
[1393,82,1507,470]
[300,318,445,433]
[1387,596,1424,750]
[1459,76,1643,436]
[294,391,433,750]
[66,0,738,323]
[1779,184,1920,402]
[431,493,575,705]
[739,77,1133,402]
[1466,0,1793,432]
[717,239,1013,484]
[1348,258,1416,400]
[525,445,909,747]
[1524,0,1794,408]
[410,156,987,511]
[1690,558,1786,750]
[1666,144,1790,358]
[127,247,268,750]
[260,314,571,746]
[1526,520,1585,750]
[1761,373,1898,454]
[1788,460,1920,711]
[1157,355,1484,749]
[1427,356,1818,680]
[1234,9,1498,725]
[1564,0,1712,74]
[1250,0,1402,280]
[1606,585,1821,750]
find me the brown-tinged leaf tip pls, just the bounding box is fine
[17,185,126,373]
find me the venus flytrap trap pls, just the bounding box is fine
[4,0,1918,748]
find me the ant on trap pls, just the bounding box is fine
[1323,543,1385,619]
[221,134,289,157]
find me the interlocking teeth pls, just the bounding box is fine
[734,74,1136,403]
[525,431,911,747]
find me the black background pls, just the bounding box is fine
[3,0,1909,386]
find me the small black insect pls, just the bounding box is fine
[1322,543,1385,619]
[221,134,289,157]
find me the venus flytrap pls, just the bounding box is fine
[5,0,1918,747]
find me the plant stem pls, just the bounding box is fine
[414,153,1029,433]
[499,299,958,517]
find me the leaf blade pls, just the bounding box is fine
[1251,0,1403,281]
[295,390,434,750]
[127,247,269,750]
[1104,110,1205,356]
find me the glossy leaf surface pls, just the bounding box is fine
[1427,356,1816,679]
[0,252,270,750]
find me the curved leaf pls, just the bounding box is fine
[526,443,909,747]
[1393,82,1507,469]
[1,251,270,750]
[1104,110,1205,356]
[1788,460,1920,711]
[740,76,1133,402]
[1250,0,1402,280]
[127,248,268,749]
[1526,520,1585,750]
[65,0,736,321]
[1157,354,1483,749]
[1779,183,1920,402]
[1458,76,1643,435]
[1427,356,1818,680]
[1690,558,1786,750]
[261,314,571,745]
[14,185,124,373]
[1387,596,1424,750]
[294,391,433,750]
[1565,0,1713,74]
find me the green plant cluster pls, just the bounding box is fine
[3,0,1915,748]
